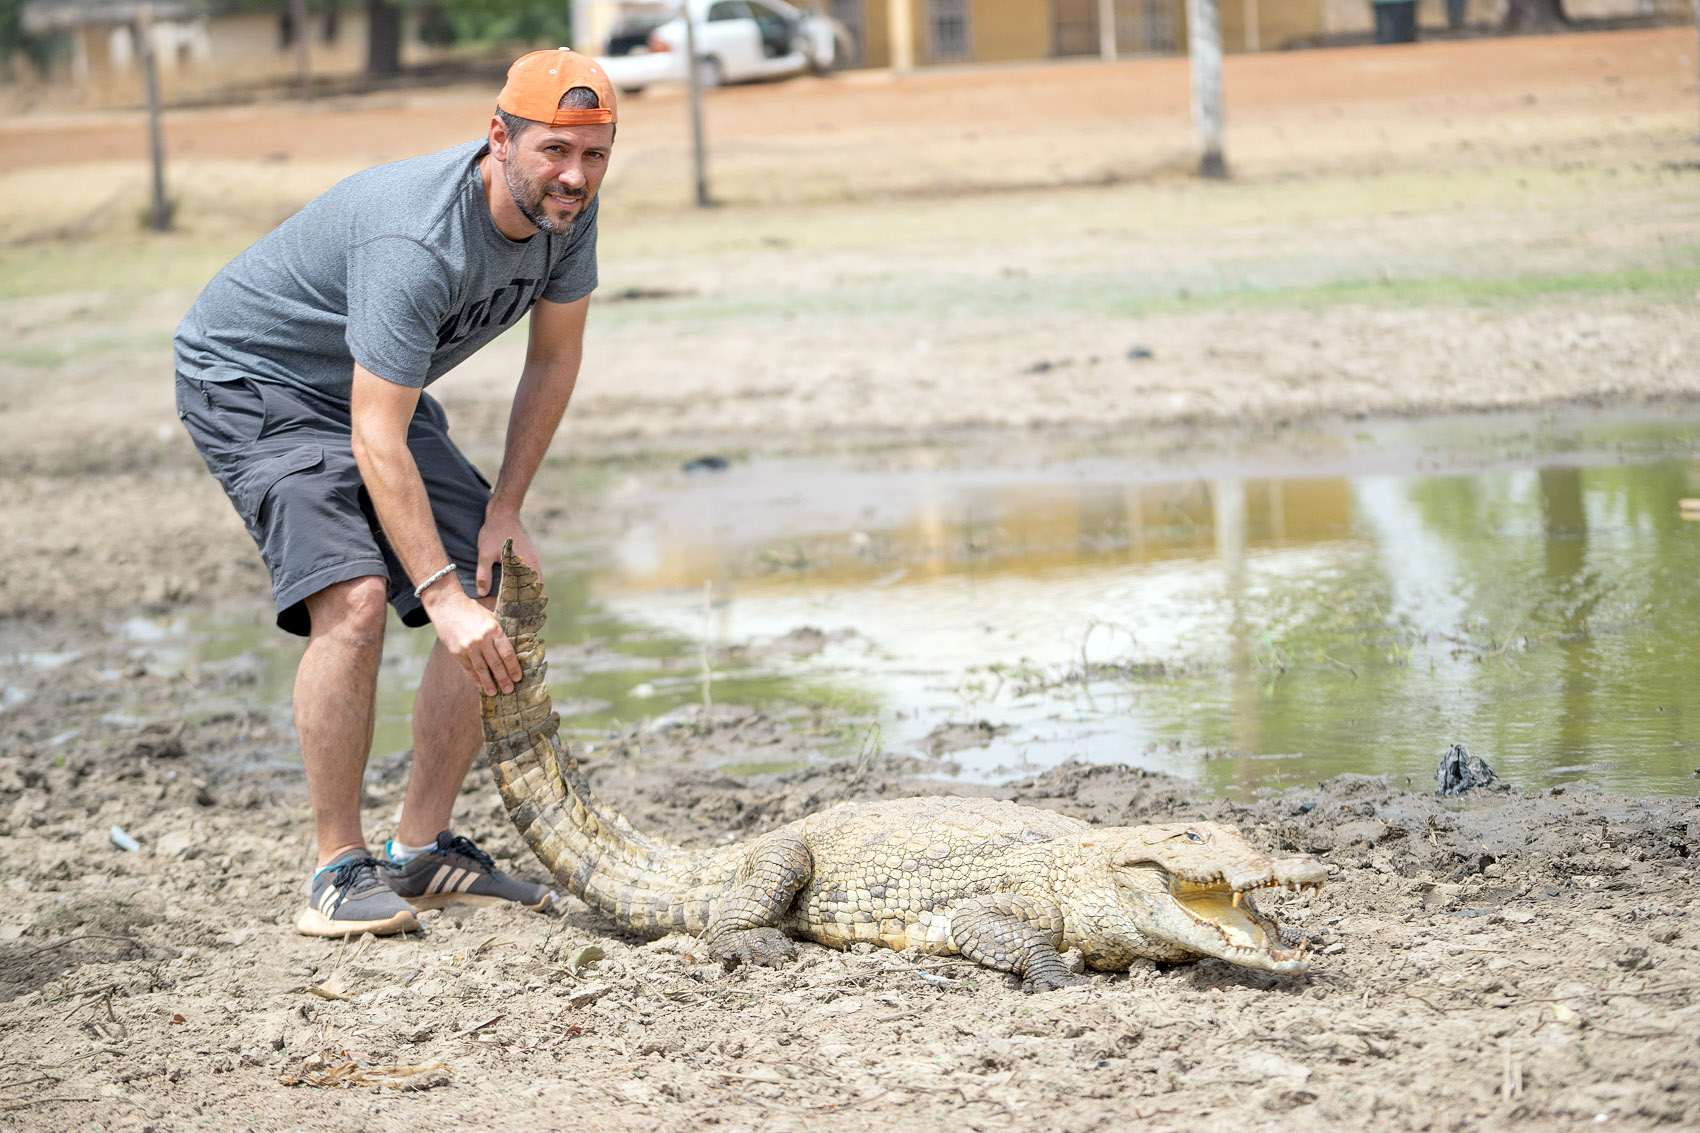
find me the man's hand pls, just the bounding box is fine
[476,507,541,597]
[422,585,523,697]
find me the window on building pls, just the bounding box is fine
[927,0,969,62]
[1124,0,1179,53]
[1054,0,1180,56]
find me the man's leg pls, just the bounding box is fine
[394,599,491,846]
[375,392,555,911]
[297,575,389,866]
[291,573,420,937]
[381,592,555,910]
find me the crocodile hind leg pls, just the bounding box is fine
[700,833,811,971]
[949,894,1087,992]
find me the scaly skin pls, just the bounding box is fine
[481,544,1327,990]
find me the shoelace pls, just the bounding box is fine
[327,855,383,904]
[440,834,497,873]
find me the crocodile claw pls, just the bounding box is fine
[710,927,798,972]
[1022,969,1090,994]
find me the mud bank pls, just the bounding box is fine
[1,626,1696,1131]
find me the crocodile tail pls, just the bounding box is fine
[480,541,686,915]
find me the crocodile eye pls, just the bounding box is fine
[1183,831,1204,843]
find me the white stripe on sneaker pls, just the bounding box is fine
[456,869,480,893]
[443,868,467,893]
[429,864,454,894]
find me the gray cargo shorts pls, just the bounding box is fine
[174,372,495,637]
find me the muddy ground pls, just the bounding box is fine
[4,27,1700,1133]
[1,648,1697,1132]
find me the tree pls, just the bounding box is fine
[367,0,401,76]
[0,0,67,81]
[362,0,578,78]
[1502,0,1568,32]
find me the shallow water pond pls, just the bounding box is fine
[126,409,1700,796]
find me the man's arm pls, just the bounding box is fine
[349,364,521,697]
[474,293,591,595]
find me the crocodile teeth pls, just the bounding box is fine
[1232,891,1242,908]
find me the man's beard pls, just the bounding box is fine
[506,163,585,236]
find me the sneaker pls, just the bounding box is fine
[296,851,421,938]
[380,831,556,912]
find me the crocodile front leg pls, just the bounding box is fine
[949,894,1086,992]
[700,832,811,971]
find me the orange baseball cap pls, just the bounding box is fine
[497,48,617,126]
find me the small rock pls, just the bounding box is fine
[1503,909,1536,925]
[1616,944,1654,971]
[566,985,613,1010]
[1126,345,1155,361]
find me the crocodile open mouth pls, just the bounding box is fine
[1168,878,1316,966]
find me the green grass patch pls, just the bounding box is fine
[1109,261,1700,317]
[0,233,251,301]
[0,347,69,367]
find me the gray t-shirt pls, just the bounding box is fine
[174,138,598,402]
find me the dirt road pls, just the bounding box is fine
[1,28,1698,1132]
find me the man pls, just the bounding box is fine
[173,49,617,936]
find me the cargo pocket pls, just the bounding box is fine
[236,445,324,525]
[176,375,269,457]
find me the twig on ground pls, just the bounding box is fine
[41,1047,129,1068]
[800,1088,889,1111]
[1486,621,1521,658]
[1501,1045,1523,1100]
[0,1097,97,1111]
[1321,653,1358,680]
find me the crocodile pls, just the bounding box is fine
[480,543,1327,990]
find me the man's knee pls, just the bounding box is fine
[305,576,389,647]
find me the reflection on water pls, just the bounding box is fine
[134,412,1700,796]
[594,422,1700,796]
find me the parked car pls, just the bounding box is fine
[597,0,844,93]
[604,13,669,56]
